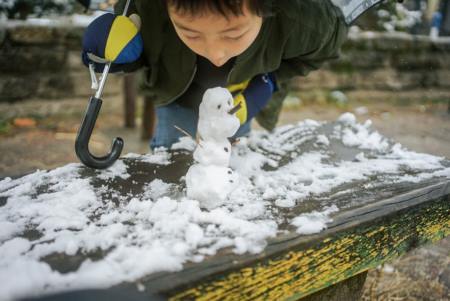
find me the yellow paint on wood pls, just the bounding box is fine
[169,203,450,301]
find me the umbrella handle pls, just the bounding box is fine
[75,97,123,169]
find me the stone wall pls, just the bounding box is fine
[1,24,450,103]
[292,32,450,103]
[0,23,122,102]
[296,32,450,91]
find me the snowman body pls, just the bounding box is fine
[193,139,232,166]
[185,87,241,209]
[185,165,239,209]
[197,87,240,140]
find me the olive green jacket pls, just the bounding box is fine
[114,0,348,130]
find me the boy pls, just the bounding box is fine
[82,0,348,149]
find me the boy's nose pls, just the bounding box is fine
[211,58,226,67]
[206,49,227,67]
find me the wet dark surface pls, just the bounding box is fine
[3,120,448,233]
[42,248,111,274]
[84,152,193,204]
[0,196,7,207]
[20,227,44,241]
[1,105,449,300]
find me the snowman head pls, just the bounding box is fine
[200,87,234,117]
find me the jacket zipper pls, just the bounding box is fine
[226,60,237,84]
[168,64,198,103]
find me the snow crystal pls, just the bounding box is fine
[316,135,330,146]
[171,137,197,151]
[335,113,389,151]
[143,179,173,200]
[97,160,130,180]
[275,198,296,208]
[0,221,19,241]
[141,150,172,165]
[123,153,143,159]
[125,152,170,163]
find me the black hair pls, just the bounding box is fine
[165,0,271,17]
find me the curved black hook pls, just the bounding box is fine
[75,97,123,169]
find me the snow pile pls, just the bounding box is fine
[97,160,130,180]
[335,113,389,151]
[0,161,276,300]
[377,3,422,32]
[185,87,241,209]
[1,113,449,300]
[292,205,339,235]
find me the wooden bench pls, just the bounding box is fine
[1,120,449,301]
[112,161,448,301]
[84,159,450,301]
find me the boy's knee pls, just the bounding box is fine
[234,121,252,138]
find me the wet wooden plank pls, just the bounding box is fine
[3,119,450,300]
[60,152,449,300]
[167,188,449,300]
[107,179,448,301]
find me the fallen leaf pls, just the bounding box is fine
[13,118,36,128]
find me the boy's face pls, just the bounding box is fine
[168,2,263,67]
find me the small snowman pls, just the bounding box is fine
[185,87,241,209]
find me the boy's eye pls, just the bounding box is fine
[185,35,201,40]
[224,29,249,41]
[224,34,245,41]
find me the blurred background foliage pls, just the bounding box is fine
[0,0,447,36]
[0,0,115,19]
[0,0,77,19]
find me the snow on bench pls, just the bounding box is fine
[1,113,449,301]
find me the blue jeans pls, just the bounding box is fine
[150,102,252,149]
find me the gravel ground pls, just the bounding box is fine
[0,93,449,300]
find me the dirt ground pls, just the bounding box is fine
[0,93,449,300]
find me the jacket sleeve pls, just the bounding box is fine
[275,0,348,81]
